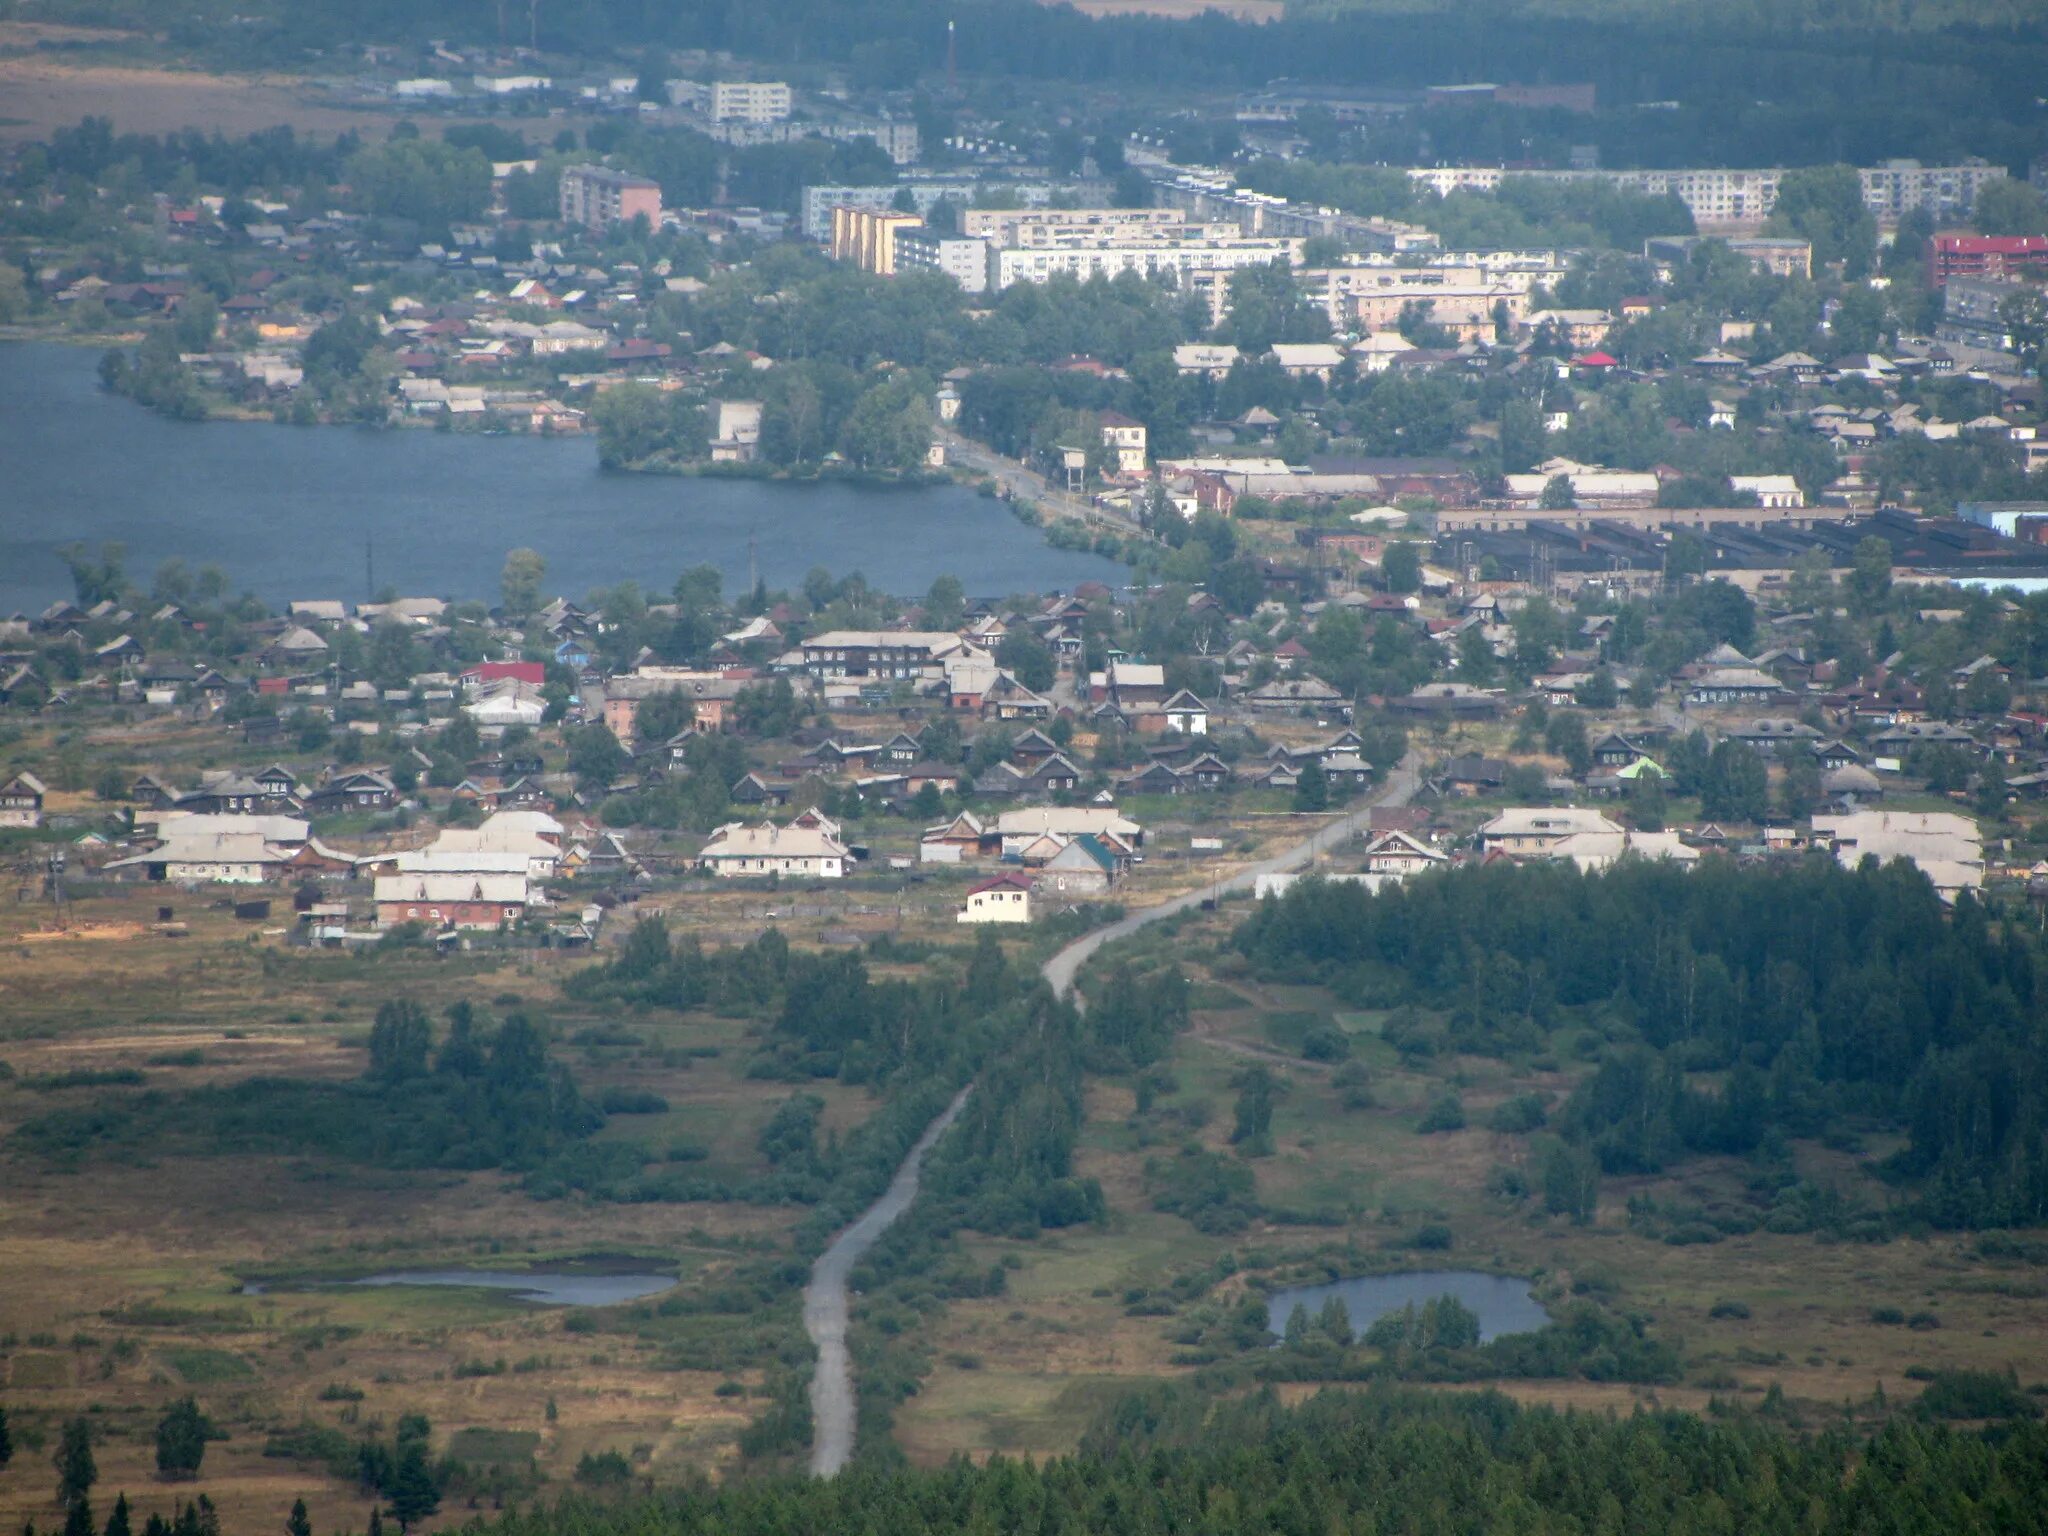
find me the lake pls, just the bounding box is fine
[0,342,1124,611]
[1265,1269,1550,1344]
[243,1268,676,1306]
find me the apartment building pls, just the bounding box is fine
[1928,234,2048,287]
[894,228,991,293]
[557,165,663,232]
[961,206,1184,244]
[1300,264,1533,339]
[986,232,1301,292]
[1859,159,2006,221]
[1413,160,2001,231]
[831,206,925,275]
[709,80,792,123]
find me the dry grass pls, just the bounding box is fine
[895,925,2048,1461]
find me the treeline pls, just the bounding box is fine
[435,1382,2047,1536]
[14,1000,601,1172]
[141,0,2048,167]
[1236,860,2048,1228]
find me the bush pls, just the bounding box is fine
[574,1450,634,1486]
[598,1087,669,1114]
[1915,1369,2042,1420]
[1487,1094,1549,1134]
[1411,1224,1454,1251]
[1870,1306,1906,1326]
[1707,1300,1751,1320]
[1300,1025,1351,1062]
[1416,1094,1466,1134]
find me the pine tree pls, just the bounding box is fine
[285,1502,311,1536]
[60,1497,92,1536]
[103,1497,130,1536]
[54,1419,96,1512]
[0,1403,12,1467]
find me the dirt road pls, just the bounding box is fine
[801,757,1420,1474]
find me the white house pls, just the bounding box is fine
[1732,474,1805,508]
[697,820,851,878]
[1099,412,1148,475]
[958,871,1034,923]
[1360,829,1446,877]
[0,771,45,828]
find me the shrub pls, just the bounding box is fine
[1487,1094,1549,1134]
[1411,1224,1455,1251]
[1708,1300,1751,1320]
[1417,1094,1466,1134]
[1915,1369,2041,1420]
[1870,1306,1906,1326]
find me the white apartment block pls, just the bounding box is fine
[710,80,792,123]
[987,234,1302,293]
[962,206,1184,244]
[1300,265,1536,338]
[894,229,991,293]
[1407,160,2004,230]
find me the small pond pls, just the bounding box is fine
[243,1269,675,1307]
[1265,1269,1549,1344]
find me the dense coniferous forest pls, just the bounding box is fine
[428,1384,2048,1536]
[98,0,2048,168]
[1235,860,2048,1229]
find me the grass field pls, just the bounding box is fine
[893,914,2048,1463]
[0,878,882,1533]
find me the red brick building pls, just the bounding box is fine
[1927,233,2048,286]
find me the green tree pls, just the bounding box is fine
[1230,1066,1276,1155]
[1542,1140,1600,1224]
[1382,542,1421,594]
[1766,164,1876,276]
[368,1000,432,1084]
[1539,473,1577,511]
[155,1398,210,1480]
[924,573,966,630]
[0,1403,12,1466]
[285,1501,311,1536]
[54,1418,95,1511]
[103,1496,129,1536]
[996,630,1055,692]
[500,548,545,621]
[633,689,696,744]
[568,723,630,785]
[1847,535,1893,615]
[1293,759,1330,812]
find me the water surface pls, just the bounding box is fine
[0,342,1123,609]
[246,1268,675,1306]
[1265,1269,1549,1343]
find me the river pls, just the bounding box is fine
[801,758,1422,1476]
[0,341,1124,611]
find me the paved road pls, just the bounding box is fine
[937,427,1142,535]
[803,1083,974,1476]
[801,756,1420,1474]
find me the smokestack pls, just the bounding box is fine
[947,18,956,90]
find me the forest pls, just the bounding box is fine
[1235,859,2048,1230]
[409,1383,2048,1536]
[62,0,2043,171]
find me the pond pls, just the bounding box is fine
[1265,1269,1549,1344]
[0,341,1127,610]
[243,1268,676,1307]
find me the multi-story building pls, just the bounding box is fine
[709,80,792,123]
[893,228,991,293]
[1099,412,1148,475]
[1859,159,2006,221]
[1939,276,2029,347]
[961,206,1184,244]
[708,116,919,165]
[800,179,1098,241]
[557,165,663,232]
[1644,234,1812,280]
[1415,160,2001,232]
[1928,234,2048,287]
[1300,264,1533,339]
[830,206,925,274]
[796,631,969,681]
[986,232,1301,293]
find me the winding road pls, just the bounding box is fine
[801,756,1422,1475]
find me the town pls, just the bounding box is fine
[4,3,2048,1534]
